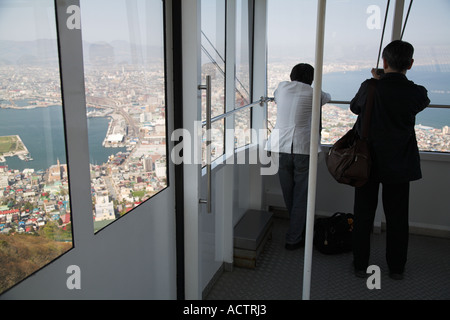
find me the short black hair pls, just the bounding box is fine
[290,63,314,85]
[382,40,414,72]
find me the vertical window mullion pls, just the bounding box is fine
[226,0,236,155]
[55,0,94,247]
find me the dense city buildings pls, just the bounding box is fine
[267,60,450,152]
[83,63,168,229]
[1,60,449,238]
[0,63,168,235]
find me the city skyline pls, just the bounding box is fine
[1,0,449,299]
[1,0,449,251]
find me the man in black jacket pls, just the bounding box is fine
[350,40,430,280]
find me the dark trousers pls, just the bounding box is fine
[278,153,309,245]
[353,180,410,274]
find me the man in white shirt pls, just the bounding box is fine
[266,63,331,250]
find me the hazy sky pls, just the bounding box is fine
[268,0,450,60]
[0,0,449,49]
[0,0,56,41]
[79,0,164,44]
[0,0,163,44]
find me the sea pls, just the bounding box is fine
[0,103,126,172]
[0,70,449,173]
[322,69,450,129]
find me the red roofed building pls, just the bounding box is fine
[0,209,20,215]
[61,213,71,225]
[0,209,20,223]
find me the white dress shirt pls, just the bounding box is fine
[266,81,331,154]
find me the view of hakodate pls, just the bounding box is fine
[0,51,450,292]
[2,58,449,228]
[1,0,450,296]
[1,48,450,295]
[267,60,450,151]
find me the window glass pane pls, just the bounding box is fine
[268,1,449,153]
[400,0,450,153]
[0,0,73,295]
[201,0,226,164]
[235,0,251,108]
[321,103,357,145]
[267,0,317,134]
[268,0,402,148]
[402,0,450,105]
[202,120,225,166]
[323,0,390,101]
[235,0,251,149]
[235,110,252,149]
[202,0,226,119]
[322,0,391,146]
[80,0,167,233]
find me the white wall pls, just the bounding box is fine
[1,0,178,300]
[0,192,178,300]
[264,151,450,238]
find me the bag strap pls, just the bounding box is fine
[361,79,376,139]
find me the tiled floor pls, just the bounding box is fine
[206,216,450,300]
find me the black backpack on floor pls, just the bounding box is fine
[313,212,354,254]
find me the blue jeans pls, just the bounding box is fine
[278,153,310,245]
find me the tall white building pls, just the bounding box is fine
[94,195,115,222]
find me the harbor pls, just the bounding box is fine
[0,135,31,163]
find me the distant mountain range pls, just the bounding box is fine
[0,39,164,66]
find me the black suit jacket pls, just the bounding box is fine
[350,73,430,183]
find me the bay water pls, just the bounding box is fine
[0,70,448,173]
[0,105,126,172]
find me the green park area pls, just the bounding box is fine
[0,135,26,156]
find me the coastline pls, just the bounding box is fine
[0,103,60,110]
[0,135,30,163]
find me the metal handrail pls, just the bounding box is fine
[198,74,274,213]
[329,100,450,109]
[201,96,274,127]
[428,104,450,109]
